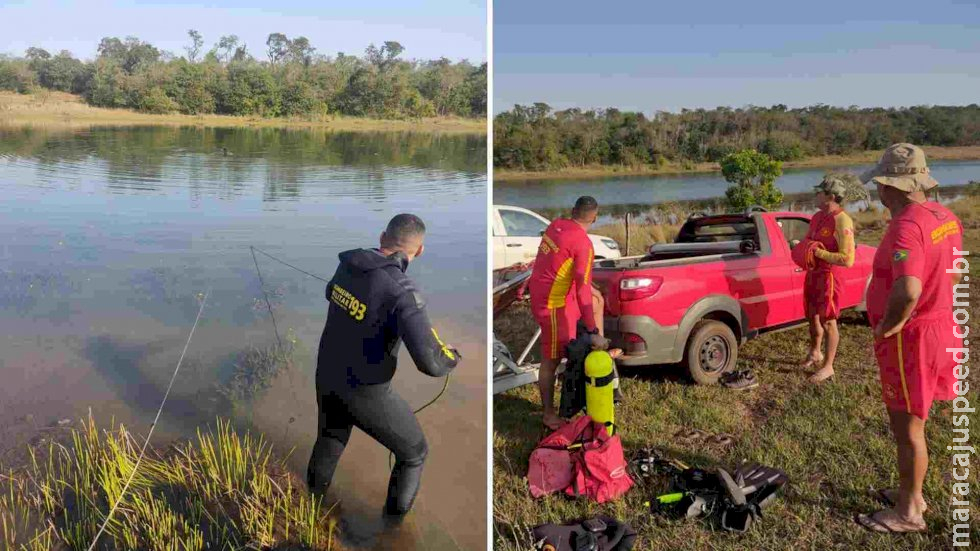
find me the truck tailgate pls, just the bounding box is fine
[591,268,624,317]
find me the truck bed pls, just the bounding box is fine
[596,240,752,270]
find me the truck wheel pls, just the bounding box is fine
[683,320,738,385]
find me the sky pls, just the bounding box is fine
[494,0,980,114]
[0,0,486,63]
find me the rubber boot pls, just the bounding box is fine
[384,456,426,517]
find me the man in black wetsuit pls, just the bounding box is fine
[307,213,460,517]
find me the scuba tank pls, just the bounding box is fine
[584,350,616,435]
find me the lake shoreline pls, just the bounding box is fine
[0,91,486,134]
[494,145,980,182]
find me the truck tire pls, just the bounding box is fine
[683,320,738,385]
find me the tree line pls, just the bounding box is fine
[494,103,980,170]
[0,32,486,120]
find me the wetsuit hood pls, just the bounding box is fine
[338,248,409,273]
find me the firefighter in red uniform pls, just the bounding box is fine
[799,176,855,383]
[857,144,963,534]
[529,196,610,430]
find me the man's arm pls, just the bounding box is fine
[395,288,460,377]
[874,220,925,339]
[572,240,597,332]
[814,214,856,267]
[875,276,922,338]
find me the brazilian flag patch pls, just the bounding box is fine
[893,249,909,262]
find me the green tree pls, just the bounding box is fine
[465,63,487,116]
[0,56,36,92]
[96,36,160,74]
[287,36,315,67]
[25,47,51,63]
[403,88,436,120]
[266,33,289,65]
[36,51,84,92]
[281,80,325,117]
[85,59,125,107]
[185,30,203,62]
[215,35,240,65]
[720,149,784,210]
[221,62,280,116]
[365,41,403,70]
[166,61,215,114]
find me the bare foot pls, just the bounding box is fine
[542,412,564,431]
[856,508,926,533]
[808,365,835,383]
[878,488,928,514]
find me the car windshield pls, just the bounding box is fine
[500,209,547,237]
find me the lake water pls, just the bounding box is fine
[0,126,487,549]
[494,160,980,213]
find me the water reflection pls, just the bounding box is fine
[0,126,485,205]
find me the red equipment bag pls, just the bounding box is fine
[527,415,633,503]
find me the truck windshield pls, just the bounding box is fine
[677,219,757,244]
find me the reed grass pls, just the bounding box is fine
[0,413,338,550]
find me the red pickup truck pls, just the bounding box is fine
[592,208,876,384]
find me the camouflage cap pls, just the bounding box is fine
[861,143,939,193]
[814,175,848,198]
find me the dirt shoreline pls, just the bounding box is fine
[494,145,980,182]
[0,91,486,134]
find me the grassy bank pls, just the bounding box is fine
[0,91,486,134]
[493,198,980,550]
[0,342,343,550]
[493,146,980,182]
[0,415,339,550]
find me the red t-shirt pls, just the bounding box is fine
[866,202,963,327]
[528,218,597,331]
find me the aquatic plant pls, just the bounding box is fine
[218,339,296,405]
[0,413,337,550]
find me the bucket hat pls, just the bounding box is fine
[861,143,938,192]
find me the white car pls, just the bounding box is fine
[492,205,621,270]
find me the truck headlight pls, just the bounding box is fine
[601,238,619,250]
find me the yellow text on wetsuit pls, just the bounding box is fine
[331,283,367,321]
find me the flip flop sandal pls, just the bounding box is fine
[799,354,825,368]
[673,428,709,445]
[875,488,897,507]
[855,511,926,534]
[707,433,735,448]
[874,488,928,513]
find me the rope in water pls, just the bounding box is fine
[247,246,452,467]
[250,246,284,351]
[87,288,210,551]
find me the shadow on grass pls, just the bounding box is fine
[493,393,544,462]
[617,362,688,384]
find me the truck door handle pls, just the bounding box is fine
[507,243,522,247]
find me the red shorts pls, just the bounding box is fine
[874,317,960,420]
[804,270,842,320]
[533,305,578,361]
